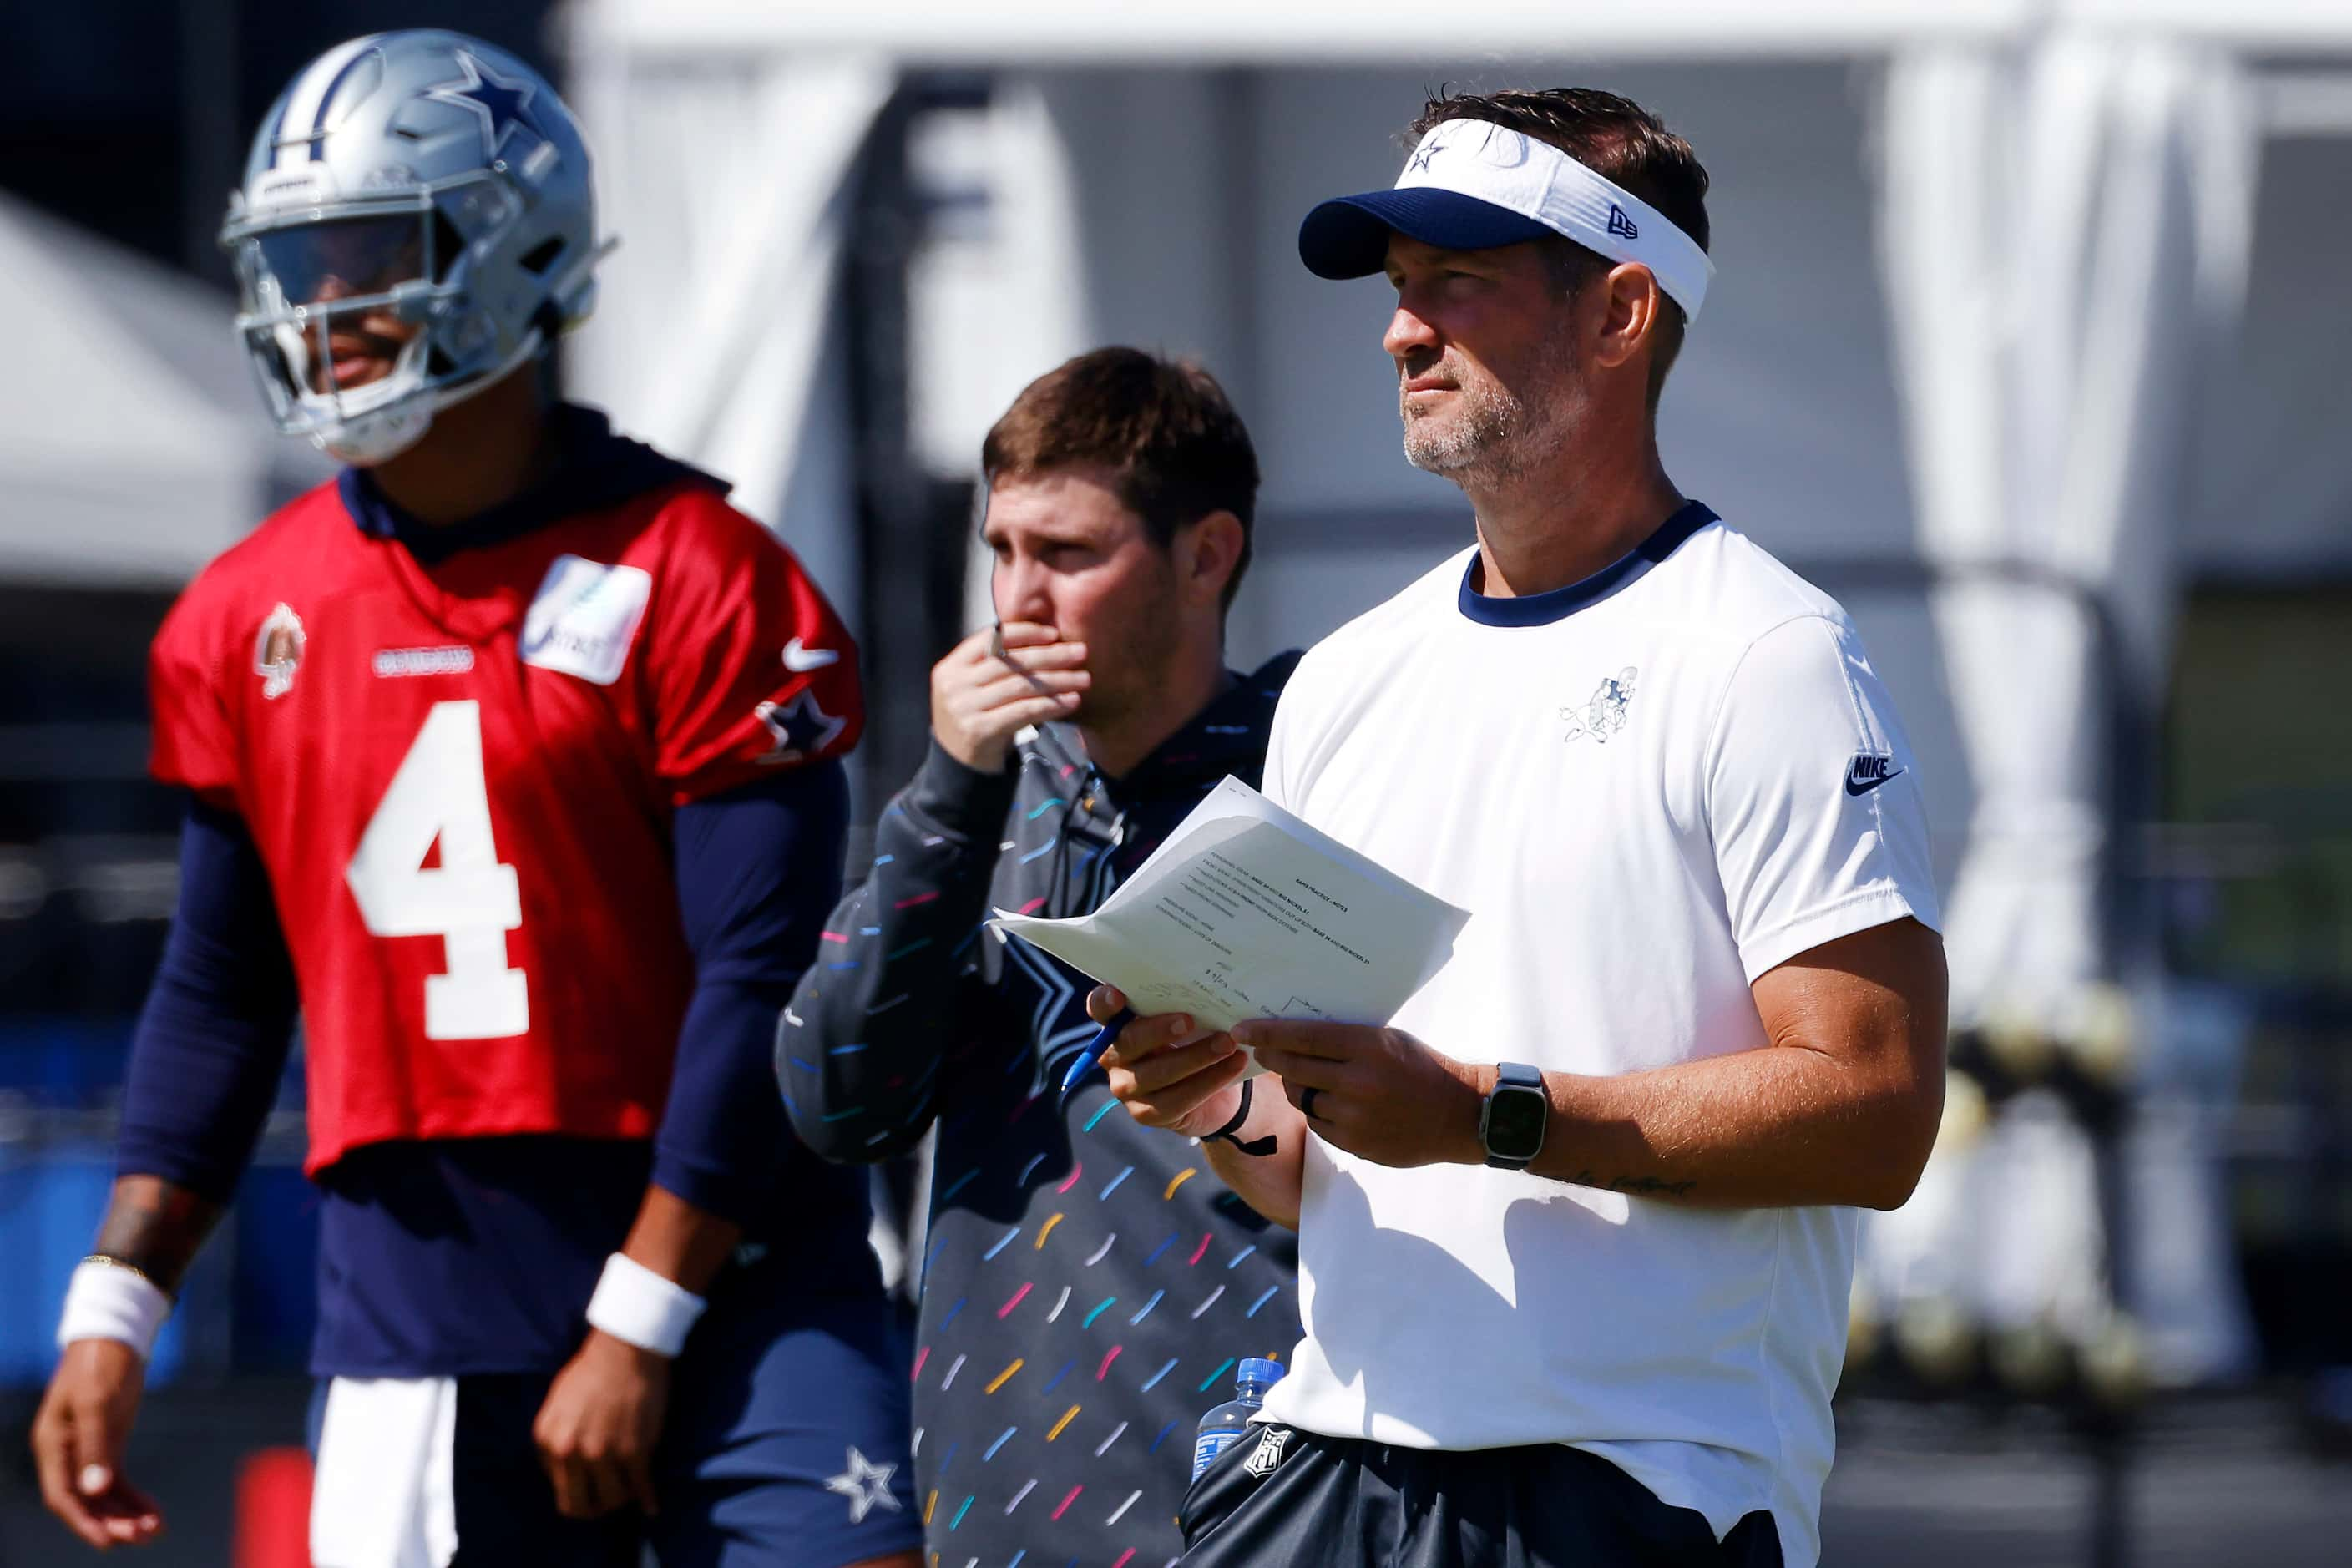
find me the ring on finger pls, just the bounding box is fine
[1298,1086,1323,1121]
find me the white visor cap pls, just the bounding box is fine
[1298,120,1712,322]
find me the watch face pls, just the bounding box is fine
[1485,1085,1548,1161]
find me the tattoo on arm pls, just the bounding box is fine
[93,1176,226,1296]
[1568,1167,1698,1199]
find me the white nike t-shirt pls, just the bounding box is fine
[1254,504,1939,1568]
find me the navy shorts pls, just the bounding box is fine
[1177,1425,1782,1568]
[309,1269,921,1567]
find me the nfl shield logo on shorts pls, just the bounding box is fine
[1242,1425,1292,1478]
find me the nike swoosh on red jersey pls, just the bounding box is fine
[782,637,841,673]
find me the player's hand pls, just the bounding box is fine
[1087,985,1253,1138]
[931,621,1089,773]
[1236,1019,1490,1168]
[30,1338,164,1550]
[533,1328,671,1520]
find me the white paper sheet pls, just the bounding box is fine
[991,777,1469,1072]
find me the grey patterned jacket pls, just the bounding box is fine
[781,653,1304,1567]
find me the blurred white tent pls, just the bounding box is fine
[0,193,331,588]
[562,0,2352,1378]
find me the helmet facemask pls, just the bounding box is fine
[224,33,611,465]
[225,170,544,466]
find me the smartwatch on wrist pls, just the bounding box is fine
[1479,1062,1548,1171]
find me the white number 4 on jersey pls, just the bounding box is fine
[346,700,530,1039]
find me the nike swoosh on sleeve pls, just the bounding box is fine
[782,637,841,673]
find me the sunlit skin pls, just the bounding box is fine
[929,465,1243,782]
[1382,232,1683,598]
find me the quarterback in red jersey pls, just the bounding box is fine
[147,454,861,1172]
[30,30,921,1568]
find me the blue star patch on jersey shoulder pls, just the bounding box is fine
[755,689,847,764]
[421,52,539,158]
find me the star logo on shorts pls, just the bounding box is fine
[824,1445,902,1525]
[754,690,846,763]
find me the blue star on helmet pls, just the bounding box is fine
[421,52,539,158]
[755,690,847,765]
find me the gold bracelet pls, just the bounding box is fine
[82,1254,173,1299]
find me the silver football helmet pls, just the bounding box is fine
[220,30,612,464]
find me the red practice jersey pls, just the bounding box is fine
[148,463,862,1176]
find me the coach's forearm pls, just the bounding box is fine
[1199,1081,1307,1230]
[1503,1043,1942,1211]
[1487,918,1947,1210]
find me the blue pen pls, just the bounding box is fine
[1057,1008,1134,1100]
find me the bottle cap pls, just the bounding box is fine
[1238,1357,1286,1388]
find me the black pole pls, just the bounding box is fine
[845,78,994,812]
[844,89,929,806]
[2089,589,2146,1568]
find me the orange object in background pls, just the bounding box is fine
[234,1447,311,1568]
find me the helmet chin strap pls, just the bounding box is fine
[314,329,547,468]
[320,402,436,466]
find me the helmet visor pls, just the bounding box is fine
[252,215,427,307]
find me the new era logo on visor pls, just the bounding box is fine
[1846,752,1904,797]
[1606,203,1639,240]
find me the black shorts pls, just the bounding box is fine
[1178,1425,1783,1568]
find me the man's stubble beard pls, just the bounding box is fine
[1068,566,1185,742]
[1075,633,1176,736]
[1399,336,1580,492]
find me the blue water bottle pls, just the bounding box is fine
[1191,1358,1286,1481]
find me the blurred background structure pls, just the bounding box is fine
[3,2,2349,1564]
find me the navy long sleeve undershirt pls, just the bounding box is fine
[116,797,301,1202]
[651,760,849,1222]
[113,764,863,1373]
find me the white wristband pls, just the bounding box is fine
[584,1253,706,1358]
[58,1258,173,1362]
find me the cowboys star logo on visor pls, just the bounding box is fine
[1297,120,1713,322]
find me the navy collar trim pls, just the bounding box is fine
[1456,499,1718,628]
[339,405,723,566]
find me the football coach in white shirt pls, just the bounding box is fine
[1086,88,1950,1568]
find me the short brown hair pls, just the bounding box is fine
[982,347,1260,609]
[1408,88,1711,408]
